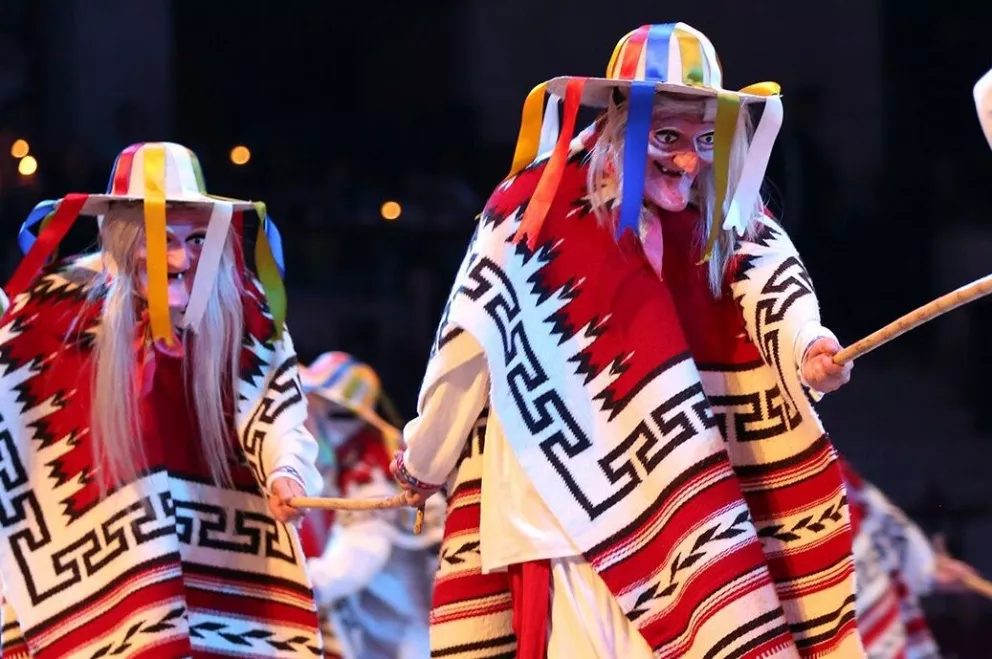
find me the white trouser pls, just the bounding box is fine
[547,556,654,659]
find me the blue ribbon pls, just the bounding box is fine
[314,356,357,393]
[17,200,59,254]
[262,215,286,279]
[617,82,655,240]
[643,24,675,82]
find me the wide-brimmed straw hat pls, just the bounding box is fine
[6,142,287,343]
[508,22,783,260]
[299,352,403,456]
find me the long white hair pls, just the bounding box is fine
[586,93,761,296]
[90,206,244,489]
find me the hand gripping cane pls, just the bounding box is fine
[290,495,427,535]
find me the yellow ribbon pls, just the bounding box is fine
[253,202,286,339]
[606,31,632,78]
[142,144,174,344]
[674,26,705,85]
[509,82,548,177]
[738,81,781,96]
[700,92,740,264]
[342,374,362,401]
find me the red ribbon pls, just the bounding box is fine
[6,193,89,300]
[513,78,586,249]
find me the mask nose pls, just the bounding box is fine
[672,152,701,176]
[135,234,192,273]
[166,244,191,273]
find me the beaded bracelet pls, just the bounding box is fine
[269,466,306,490]
[394,453,443,493]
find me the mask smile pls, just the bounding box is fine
[654,162,686,177]
[642,115,715,213]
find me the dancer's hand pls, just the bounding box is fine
[932,534,981,592]
[802,337,853,393]
[933,555,981,592]
[268,476,305,524]
[389,451,434,507]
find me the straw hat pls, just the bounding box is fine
[6,142,286,344]
[508,23,783,260]
[299,352,403,455]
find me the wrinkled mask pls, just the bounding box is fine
[642,112,715,213]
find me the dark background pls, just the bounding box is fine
[1,2,991,654]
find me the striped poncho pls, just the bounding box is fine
[0,258,322,658]
[420,145,863,658]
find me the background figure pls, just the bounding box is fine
[299,352,444,659]
[842,458,981,658]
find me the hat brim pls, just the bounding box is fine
[79,193,255,217]
[545,76,779,109]
[303,387,402,444]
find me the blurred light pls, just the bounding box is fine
[10,139,29,159]
[381,201,402,221]
[230,145,251,166]
[18,155,37,176]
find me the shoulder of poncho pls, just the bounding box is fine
[5,256,101,332]
[33,254,103,292]
[481,148,591,218]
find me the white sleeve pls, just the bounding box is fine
[265,425,324,496]
[794,322,840,401]
[975,67,992,150]
[255,327,323,496]
[731,215,836,403]
[402,332,489,487]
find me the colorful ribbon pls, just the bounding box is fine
[263,216,286,279]
[700,92,741,263]
[142,144,174,345]
[206,193,286,278]
[674,25,705,85]
[617,81,655,239]
[253,201,286,339]
[5,194,88,301]
[513,77,586,248]
[16,200,58,255]
[537,93,561,156]
[181,201,233,331]
[724,93,783,236]
[644,24,675,82]
[509,82,549,177]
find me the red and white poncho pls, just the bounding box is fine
[0,257,323,658]
[402,141,863,658]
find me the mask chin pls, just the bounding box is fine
[646,166,697,212]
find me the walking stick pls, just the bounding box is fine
[963,573,992,601]
[290,494,426,534]
[833,273,992,365]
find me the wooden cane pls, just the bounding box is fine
[833,273,992,365]
[290,495,426,534]
[963,573,992,601]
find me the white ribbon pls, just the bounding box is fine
[181,201,233,331]
[538,93,562,156]
[723,95,783,235]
